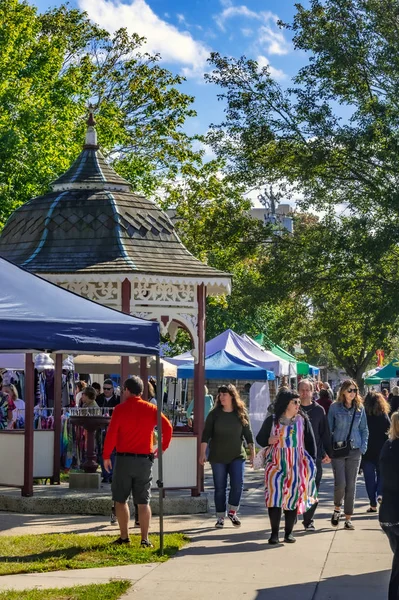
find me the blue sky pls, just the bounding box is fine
[32,0,310,141]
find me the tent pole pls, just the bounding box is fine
[22,353,34,497]
[52,354,62,485]
[193,283,206,496]
[141,357,149,399]
[156,356,164,556]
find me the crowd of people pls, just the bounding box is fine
[200,379,399,599]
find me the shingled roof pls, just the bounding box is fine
[0,117,230,285]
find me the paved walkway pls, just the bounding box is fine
[0,466,393,599]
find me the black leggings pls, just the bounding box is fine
[268,507,297,537]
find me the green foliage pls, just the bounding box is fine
[0,532,188,575]
[205,1,399,378]
[0,0,200,227]
[0,581,131,600]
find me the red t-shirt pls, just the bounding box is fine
[103,395,173,459]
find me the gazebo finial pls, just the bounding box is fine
[84,104,98,148]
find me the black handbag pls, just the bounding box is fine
[332,406,357,459]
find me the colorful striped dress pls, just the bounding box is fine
[264,414,317,514]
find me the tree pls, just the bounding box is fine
[260,212,399,387]
[0,0,200,227]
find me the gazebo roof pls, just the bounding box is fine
[0,116,230,290]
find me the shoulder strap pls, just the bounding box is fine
[346,405,357,441]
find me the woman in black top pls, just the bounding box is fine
[362,392,390,512]
[379,412,399,600]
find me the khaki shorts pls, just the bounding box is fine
[111,455,153,505]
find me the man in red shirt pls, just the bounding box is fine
[103,376,173,547]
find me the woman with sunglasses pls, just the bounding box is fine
[200,384,255,529]
[256,390,317,544]
[328,380,369,530]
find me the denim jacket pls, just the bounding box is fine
[328,402,369,455]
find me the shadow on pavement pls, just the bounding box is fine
[254,569,391,600]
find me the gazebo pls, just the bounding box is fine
[0,113,231,495]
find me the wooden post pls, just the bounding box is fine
[192,283,206,496]
[121,278,131,384]
[52,354,62,485]
[22,353,34,497]
[140,357,149,398]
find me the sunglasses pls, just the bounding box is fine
[292,399,301,405]
[347,388,358,394]
[103,387,113,391]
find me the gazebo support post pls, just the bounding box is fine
[22,353,34,497]
[141,357,149,399]
[121,278,131,384]
[193,283,206,496]
[52,354,62,485]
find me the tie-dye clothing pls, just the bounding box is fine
[264,414,317,514]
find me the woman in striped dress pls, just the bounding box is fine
[256,390,317,544]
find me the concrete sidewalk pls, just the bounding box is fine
[0,466,393,599]
[122,466,392,600]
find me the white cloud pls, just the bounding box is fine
[241,27,253,37]
[256,55,287,81]
[214,4,291,54]
[258,25,290,55]
[78,0,210,77]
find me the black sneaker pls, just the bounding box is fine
[331,509,341,527]
[215,517,225,529]
[303,521,316,531]
[112,537,130,545]
[268,535,279,545]
[344,520,355,530]
[228,512,241,527]
[283,533,296,543]
[141,539,154,548]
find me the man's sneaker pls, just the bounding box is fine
[228,512,241,527]
[110,507,117,525]
[215,517,225,529]
[112,537,130,545]
[283,533,296,543]
[303,521,316,531]
[140,539,154,548]
[331,509,341,527]
[344,520,355,530]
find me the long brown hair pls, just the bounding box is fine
[364,391,390,417]
[388,412,399,441]
[215,384,248,426]
[336,379,363,410]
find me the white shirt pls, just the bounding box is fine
[13,398,25,421]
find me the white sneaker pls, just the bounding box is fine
[215,517,224,529]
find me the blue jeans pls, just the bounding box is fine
[211,459,245,517]
[362,459,382,507]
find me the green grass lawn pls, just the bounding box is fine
[0,533,188,576]
[0,580,131,600]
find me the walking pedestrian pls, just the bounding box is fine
[103,376,173,546]
[379,411,399,600]
[98,379,120,483]
[322,382,334,401]
[389,386,399,415]
[362,391,390,513]
[328,380,369,530]
[298,379,332,531]
[317,388,333,415]
[256,390,317,545]
[200,384,255,529]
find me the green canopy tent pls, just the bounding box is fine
[253,334,313,376]
[364,375,383,385]
[367,359,399,381]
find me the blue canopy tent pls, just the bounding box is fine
[0,257,167,551]
[177,350,275,380]
[0,257,159,355]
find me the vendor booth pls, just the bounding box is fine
[0,257,166,497]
